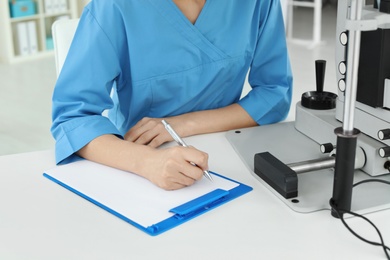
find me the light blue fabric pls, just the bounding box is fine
[51,0,293,164]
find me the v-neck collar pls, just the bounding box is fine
[148,0,228,61]
[193,0,211,27]
[169,0,211,27]
[166,0,211,27]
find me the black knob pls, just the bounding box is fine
[384,161,390,172]
[379,147,390,158]
[320,143,335,153]
[301,60,337,110]
[378,129,390,140]
[315,60,326,93]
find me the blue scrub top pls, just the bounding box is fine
[51,0,293,164]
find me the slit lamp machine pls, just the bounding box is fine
[227,0,390,217]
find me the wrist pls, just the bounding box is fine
[170,112,201,138]
[128,144,156,176]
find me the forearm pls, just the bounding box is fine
[79,103,254,175]
[77,134,154,177]
[171,103,257,137]
[76,134,208,190]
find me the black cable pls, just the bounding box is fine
[331,206,390,259]
[330,179,390,259]
[353,179,390,188]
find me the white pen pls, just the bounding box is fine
[161,120,213,182]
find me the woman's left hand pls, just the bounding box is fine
[125,103,257,147]
[124,117,174,147]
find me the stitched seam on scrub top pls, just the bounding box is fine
[86,8,122,63]
[133,53,248,85]
[56,117,105,142]
[151,0,227,61]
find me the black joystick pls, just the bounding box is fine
[301,60,337,110]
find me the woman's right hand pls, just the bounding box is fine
[77,134,209,191]
[140,145,209,190]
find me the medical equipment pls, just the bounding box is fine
[227,0,390,216]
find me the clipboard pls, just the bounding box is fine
[43,160,252,236]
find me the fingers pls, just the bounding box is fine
[124,117,170,147]
[158,167,198,190]
[164,146,208,182]
[181,146,209,176]
[157,162,201,190]
[145,146,209,190]
[126,119,209,190]
[124,117,155,142]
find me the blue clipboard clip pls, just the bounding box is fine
[144,172,252,236]
[170,189,229,219]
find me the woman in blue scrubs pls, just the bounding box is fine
[51,0,293,190]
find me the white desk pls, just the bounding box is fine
[0,130,389,259]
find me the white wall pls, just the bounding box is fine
[77,0,91,16]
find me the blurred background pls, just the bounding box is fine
[0,0,338,155]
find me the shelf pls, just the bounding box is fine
[10,15,41,23]
[43,11,73,18]
[0,0,78,63]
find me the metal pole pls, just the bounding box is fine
[288,157,335,174]
[343,0,363,133]
[330,0,363,218]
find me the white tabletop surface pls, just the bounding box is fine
[0,130,389,260]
